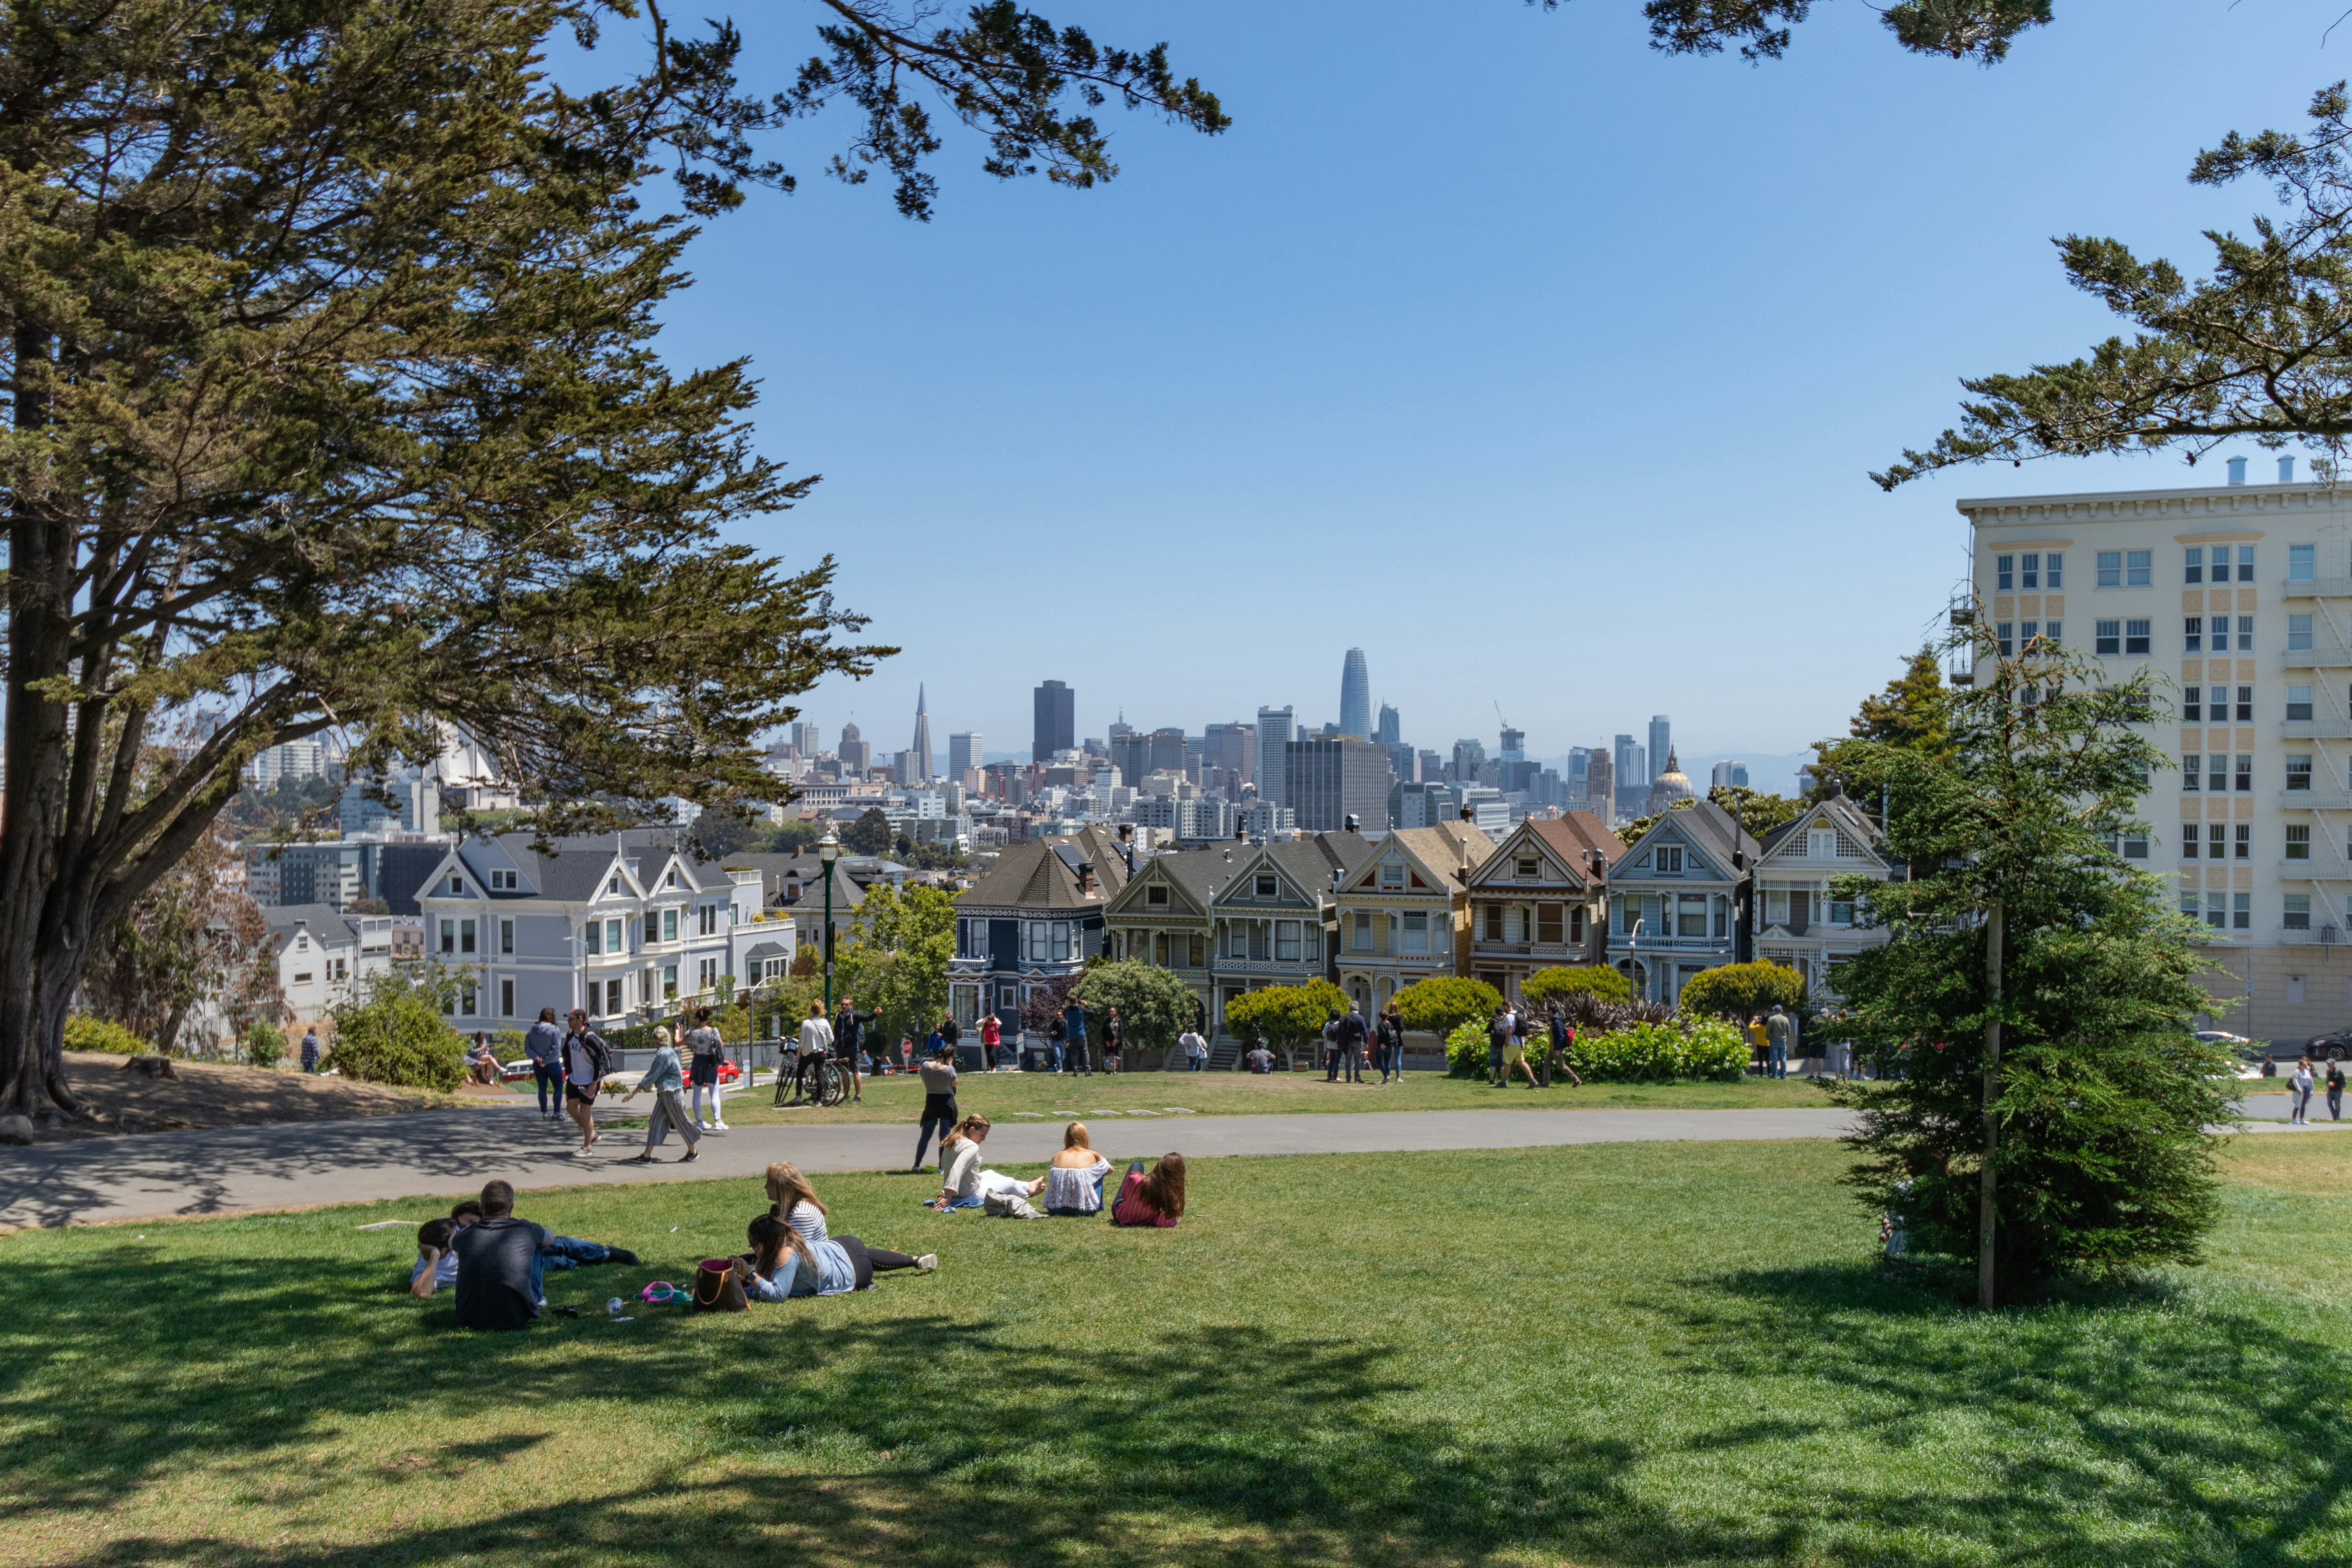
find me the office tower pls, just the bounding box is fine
[1032,679,1074,762]
[1417,748,1443,783]
[1451,738,1486,783]
[790,721,822,757]
[1613,734,1640,789]
[1386,742,1417,783]
[1711,759,1749,789]
[949,732,981,777]
[1340,649,1372,740]
[1586,748,1614,821]
[908,685,934,781]
[1499,724,1525,763]
[1256,705,1295,806]
[1286,737,1391,832]
[1375,702,1401,748]
[838,721,870,774]
[1568,747,1591,791]
[1204,722,1255,790]
[1648,716,1672,781]
[1147,726,1190,776]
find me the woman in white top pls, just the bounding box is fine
[925,1115,1038,1209]
[787,1002,834,1106]
[1041,1122,1114,1216]
[2292,1055,2318,1125]
[1180,1028,1209,1072]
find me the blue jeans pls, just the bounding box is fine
[1065,1039,1090,1074]
[537,1235,613,1273]
[1767,1043,1788,1079]
[1048,1041,1064,1072]
[1188,1056,1205,1071]
[1381,1044,1403,1079]
[925,1194,984,1209]
[532,1061,563,1114]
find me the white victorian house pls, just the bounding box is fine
[1750,786,1895,998]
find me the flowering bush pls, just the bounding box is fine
[1563,1018,1748,1082]
[1445,1019,1490,1075]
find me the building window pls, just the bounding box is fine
[489,869,517,891]
[1352,911,1373,950]
[2235,893,2252,930]
[698,904,717,936]
[499,918,515,955]
[2291,614,2315,652]
[2209,755,2228,792]
[2184,616,2202,653]
[2047,552,2064,587]
[2124,619,2151,655]
[605,978,622,1015]
[2236,685,2254,720]
[2288,824,2312,860]
[2236,822,2252,859]
[1274,920,1302,961]
[1482,905,1502,940]
[2289,685,2315,722]
[2235,545,2256,582]
[2292,544,2317,581]
[1996,553,2014,591]
[2235,755,2254,791]
[2097,550,2122,587]
[1255,875,1277,899]
[2181,824,2199,858]
[2212,615,2230,652]
[329,957,347,982]
[2185,546,2204,584]
[2095,620,2119,655]
[2183,686,2203,720]
[698,957,719,991]
[1675,893,1709,938]
[662,965,678,999]
[1655,846,1684,874]
[1053,922,1072,961]
[2209,822,2227,860]
[1027,920,1046,961]
[2287,894,2313,931]
[2205,893,2227,931]
[662,909,678,943]
[1828,896,1855,922]
[2180,885,2201,918]
[644,912,659,945]
[448,875,465,896]
[438,919,454,955]
[1189,934,1204,966]
[2122,832,2148,860]
[1401,911,1431,954]
[2043,620,2062,646]
[1537,903,1564,944]
[2238,615,2255,652]
[2289,755,2314,790]
[292,970,314,986]
[2019,552,2040,589]
[500,977,515,1016]
[459,919,476,954]
[2019,620,2039,649]
[2127,549,2152,586]
[1998,622,2016,656]
[606,918,623,954]
[1147,884,1170,905]
[2182,754,2200,791]
[584,920,601,955]
[1516,857,1540,879]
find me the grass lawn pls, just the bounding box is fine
[699,1065,1841,1126]
[5,1135,2350,1568]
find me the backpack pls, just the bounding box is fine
[581,1029,611,1081]
[692,1258,750,1312]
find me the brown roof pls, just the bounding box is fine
[1384,823,1495,884]
[1527,811,1630,872]
[956,824,1129,913]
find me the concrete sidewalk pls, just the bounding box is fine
[0,1103,1864,1229]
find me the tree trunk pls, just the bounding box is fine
[1978,898,2004,1311]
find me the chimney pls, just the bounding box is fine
[2281,456,2298,483]
[2228,456,2248,486]
[1117,822,1136,876]
[1077,860,1095,894]
[1345,813,1359,834]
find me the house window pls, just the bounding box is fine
[2236,755,2254,791]
[448,875,466,896]
[662,965,678,999]
[2182,753,2201,791]
[1401,911,1431,954]
[2019,552,2040,589]
[1516,858,1540,879]
[585,920,602,955]
[2124,619,2151,655]
[2236,823,2252,860]
[605,978,622,1015]
[699,904,717,936]
[329,957,347,982]
[438,919,455,955]
[2128,549,2152,586]
[1537,903,1564,944]
[1677,893,1708,938]
[499,918,515,955]
[1353,911,1373,950]
[2210,823,2227,859]
[606,918,623,953]
[1995,553,2014,591]
[460,985,477,1015]
[1147,885,1169,905]
[2208,894,2228,931]
[2235,893,2252,930]
[1809,829,1836,858]
[2047,552,2064,587]
[2212,616,2230,652]
[1569,906,1585,944]
[1379,864,1405,889]
[1152,931,1169,965]
[2290,685,2315,722]
[490,869,517,891]
[2292,544,2317,581]
[663,909,678,942]
[2183,687,2203,720]
[1188,934,1204,966]
[1275,920,1302,961]
[1829,896,1855,922]
[667,869,680,888]
[2236,685,2254,720]
[2288,824,2312,860]
[500,977,515,1016]
[2238,615,2255,652]
[459,919,476,954]
[2185,546,2204,584]
[698,957,719,991]
[2095,620,2119,655]
[644,912,659,945]
[2289,755,2313,790]
[1483,905,1503,941]
[2122,833,2148,860]
[2287,894,2313,931]
[2235,545,2256,582]
[2184,617,2202,654]
[292,971,313,985]
[2097,550,2122,587]
[2209,755,2228,792]
[1052,922,1071,962]
[1027,920,1047,961]
[2291,614,2315,652]
[1255,875,1277,899]
[1999,622,2017,656]
[2181,824,2199,858]
[1655,846,1684,874]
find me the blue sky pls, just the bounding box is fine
[642,0,2335,778]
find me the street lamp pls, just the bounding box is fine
[818,829,840,1018]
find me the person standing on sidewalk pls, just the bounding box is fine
[2328,1054,2346,1122]
[560,1009,609,1154]
[523,1008,565,1121]
[2290,1055,2317,1125]
[1375,1004,1403,1083]
[683,1006,728,1129]
[833,995,872,1104]
[1764,1004,1794,1081]
[1063,997,1092,1077]
[621,1028,701,1163]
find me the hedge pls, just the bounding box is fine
[64,1016,149,1055]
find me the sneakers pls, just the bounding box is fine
[916,1254,938,1272]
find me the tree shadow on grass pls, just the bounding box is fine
[1661,1261,2352,1566]
[0,1243,1782,1568]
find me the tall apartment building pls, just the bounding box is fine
[245,739,330,789]
[1963,464,2350,1043]
[1033,679,1075,762]
[949,731,982,777]
[1256,705,1295,806]
[1286,737,1392,832]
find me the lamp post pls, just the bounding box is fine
[819,829,840,1018]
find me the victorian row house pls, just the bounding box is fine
[1332,822,1495,1017]
[1603,800,1763,1005]
[1749,785,1895,993]
[1463,812,1630,1002]
[950,825,1130,1034]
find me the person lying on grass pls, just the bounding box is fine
[742,1213,932,1301]
[441,1181,637,1325]
[766,1160,935,1270]
[1111,1154,1186,1229]
[1040,1123,1113,1217]
[924,1113,1045,1211]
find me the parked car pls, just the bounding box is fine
[2307,1027,2352,1056]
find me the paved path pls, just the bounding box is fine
[0,1103,1864,1229]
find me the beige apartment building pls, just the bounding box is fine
[1963,464,2352,1046]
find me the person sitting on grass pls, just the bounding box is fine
[426,1185,635,1307]
[1244,1036,1274,1074]
[1040,1122,1114,1216]
[924,1114,1042,1210]
[410,1217,460,1298]
[466,1032,502,1087]
[1111,1153,1186,1229]
[742,1213,932,1301]
[765,1161,936,1271]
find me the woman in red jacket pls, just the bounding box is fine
[1111,1153,1186,1228]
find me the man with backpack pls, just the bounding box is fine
[561,1009,610,1153]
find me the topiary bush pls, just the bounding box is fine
[325,968,464,1091]
[64,1015,150,1055]
[1396,976,1502,1041]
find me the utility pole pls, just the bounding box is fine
[1979,898,2004,1310]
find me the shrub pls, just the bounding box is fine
[1224,981,1349,1059]
[325,968,464,1091]
[1395,976,1502,1040]
[243,1021,287,1070]
[1073,960,1200,1055]
[1521,965,1631,1010]
[1675,961,1805,1021]
[64,1015,149,1055]
[1445,1019,1491,1075]
[1563,1018,1749,1082]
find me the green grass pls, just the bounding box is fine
[4,1136,2350,1567]
[701,1064,1838,1126]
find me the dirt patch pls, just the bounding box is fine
[29,1053,511,1141]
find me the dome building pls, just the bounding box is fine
[1642,746,1696,816]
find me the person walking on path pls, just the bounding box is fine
[620,1027,702,1163]
[560,1010,609,1154]
[1180,1023,1210,1072]
[1374,1005,1403,1083]
[682,1006,728,1129]
[299,1026,320,1074]
[1544,1007,1582,1089]
[523,1008,565,1120]
[1062,998,1093,1077]
[2291,1055,2317,1125]
[1764,1005,1794,1081]
[791,1002,833,1104]
[912,1046,959,1171]
[1486,1006,1512,1086]
[2329,1055,2346,1123]
[833,996,873,1104]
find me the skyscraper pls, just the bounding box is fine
[909,685,934,781]
[840,721,870,773]
[1585,747,1615,821]
[1498,725,1525,763]
[1256,705,1295,805]
[1710,759,1749,789]
[1032,680,1074,763]
[789,721,822,757]
[1286,737,1391,832]
[949,731,982,777]
[1648,716,1672,783]
[1340,649,1371,740]
[1375,702,1401,747]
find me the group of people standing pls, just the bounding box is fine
[1316,1004,1409,1084]
[517,1005,731,1161]
[2284,1053,2348,1124]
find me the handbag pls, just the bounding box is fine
[692,1257,750,1312]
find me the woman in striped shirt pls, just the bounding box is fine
[764,1161,935,1276]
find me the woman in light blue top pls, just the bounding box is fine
[620,1026,701,1164]
[742,1213,930,1300]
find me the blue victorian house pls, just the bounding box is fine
[1604,800,1759,1005]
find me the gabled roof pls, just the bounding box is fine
[1467,812,1625,891]
[434,827,733,904]
[1758,790,1888,861]
[956,824,1129,913]
[1357,823,1493,892]
[265,904,355,952]
[1211,831,1377,909]
[1616,800,1760,881]
[1105,845,1238,918]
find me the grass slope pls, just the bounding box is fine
[3,1137,2349,1567]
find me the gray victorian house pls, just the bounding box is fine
[1604,800,1760,1005]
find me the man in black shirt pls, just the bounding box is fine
[452,1180,548,1331]
[833,996,873,1105]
